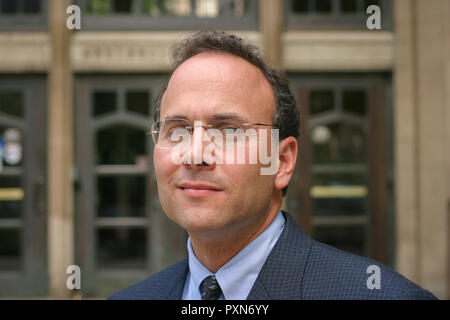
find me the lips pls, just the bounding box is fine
[178,181,223,198]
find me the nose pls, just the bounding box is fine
[182,121,216,169]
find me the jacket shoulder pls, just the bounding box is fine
[302,240,437,300]
[107,259,188,300]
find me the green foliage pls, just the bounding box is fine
[142,0,173,16]
[86,0,112,14]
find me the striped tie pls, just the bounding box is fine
[200,275,222,300]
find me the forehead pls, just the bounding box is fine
[160,52,275,121]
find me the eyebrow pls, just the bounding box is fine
[163,114,189,121]
[163,113,249,123]
[208,113,249,123]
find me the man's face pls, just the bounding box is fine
[153,52,277,237]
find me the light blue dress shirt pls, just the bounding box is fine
[182,210,285,300]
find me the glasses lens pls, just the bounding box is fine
[155,119,191,147]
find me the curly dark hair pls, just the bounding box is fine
[154,30,300,196]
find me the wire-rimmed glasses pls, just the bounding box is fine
[149,118,274,148]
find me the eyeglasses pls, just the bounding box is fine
[149,118,274,148]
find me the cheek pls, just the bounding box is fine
[221,139,275,190]
[153,147,175,185]
[223,163,272,193]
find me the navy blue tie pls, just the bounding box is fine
[200,275,222,300]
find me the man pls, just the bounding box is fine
[109,31,436,300]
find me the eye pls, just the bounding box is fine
[225,126,238,132]
[215,122,241,132]
[169,126,190,135]
[164,120,187,130]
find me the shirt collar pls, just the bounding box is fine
[186,210,285,300]
[186,237,214,295]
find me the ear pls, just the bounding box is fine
[274,137,298,192]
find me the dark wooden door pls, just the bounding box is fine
[288,74,391,265]
[75,75,187,297]
[0,76,47,296]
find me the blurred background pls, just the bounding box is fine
[0,0,448,299]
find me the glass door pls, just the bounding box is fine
[75,75,187,297]
[0,76,47,296]
[288,74,392,265]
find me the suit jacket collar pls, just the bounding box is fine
[166,211,311,300]
[246,211,312,300]
[164,259,189,299]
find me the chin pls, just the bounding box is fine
[177,207,231,234]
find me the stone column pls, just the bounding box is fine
[259,0,283,68]
[260,0,286,211]
[393,0,420,287]
[47,0,74,299]
[444,0,450,299]
[394,0,449,299]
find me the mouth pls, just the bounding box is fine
[178,182,223,198]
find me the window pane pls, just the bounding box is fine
[0,92,24,119]
[218,0,234,16]
[311,122,366,163]
[342,90,367,116]
[313,171,366,185]
[313,225,366,256]
[196,0,218,17]
[126,91,150,116]
[313,197,366,217]
[112,0,132,13]
[0,228,21,271]
[142,0,191,16]
[0,176,23,219]
[292,0,308,13]
[0,126,24,167]
[96,125,146,164]
[315,0,331,13]
[141,0,249,17]
[364,0,380,9]
[287,0,390,29]
[97,227,146,269]
[218,0,247,17]
[23,0,41,13]
[97,175,146,217]
[340,0,357,13]
[1,0,19,14]
[230,0,248,17]
[87,0,112,14]
[310,90,334,115]
[92,91,117,117]
[312,173,367,216]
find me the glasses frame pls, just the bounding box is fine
[148,118,275,146]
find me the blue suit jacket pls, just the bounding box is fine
[108,211,437,300]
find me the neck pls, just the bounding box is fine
[189,195,282,273]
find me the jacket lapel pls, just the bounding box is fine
[163,259,189,299]
[246,211,313,300]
